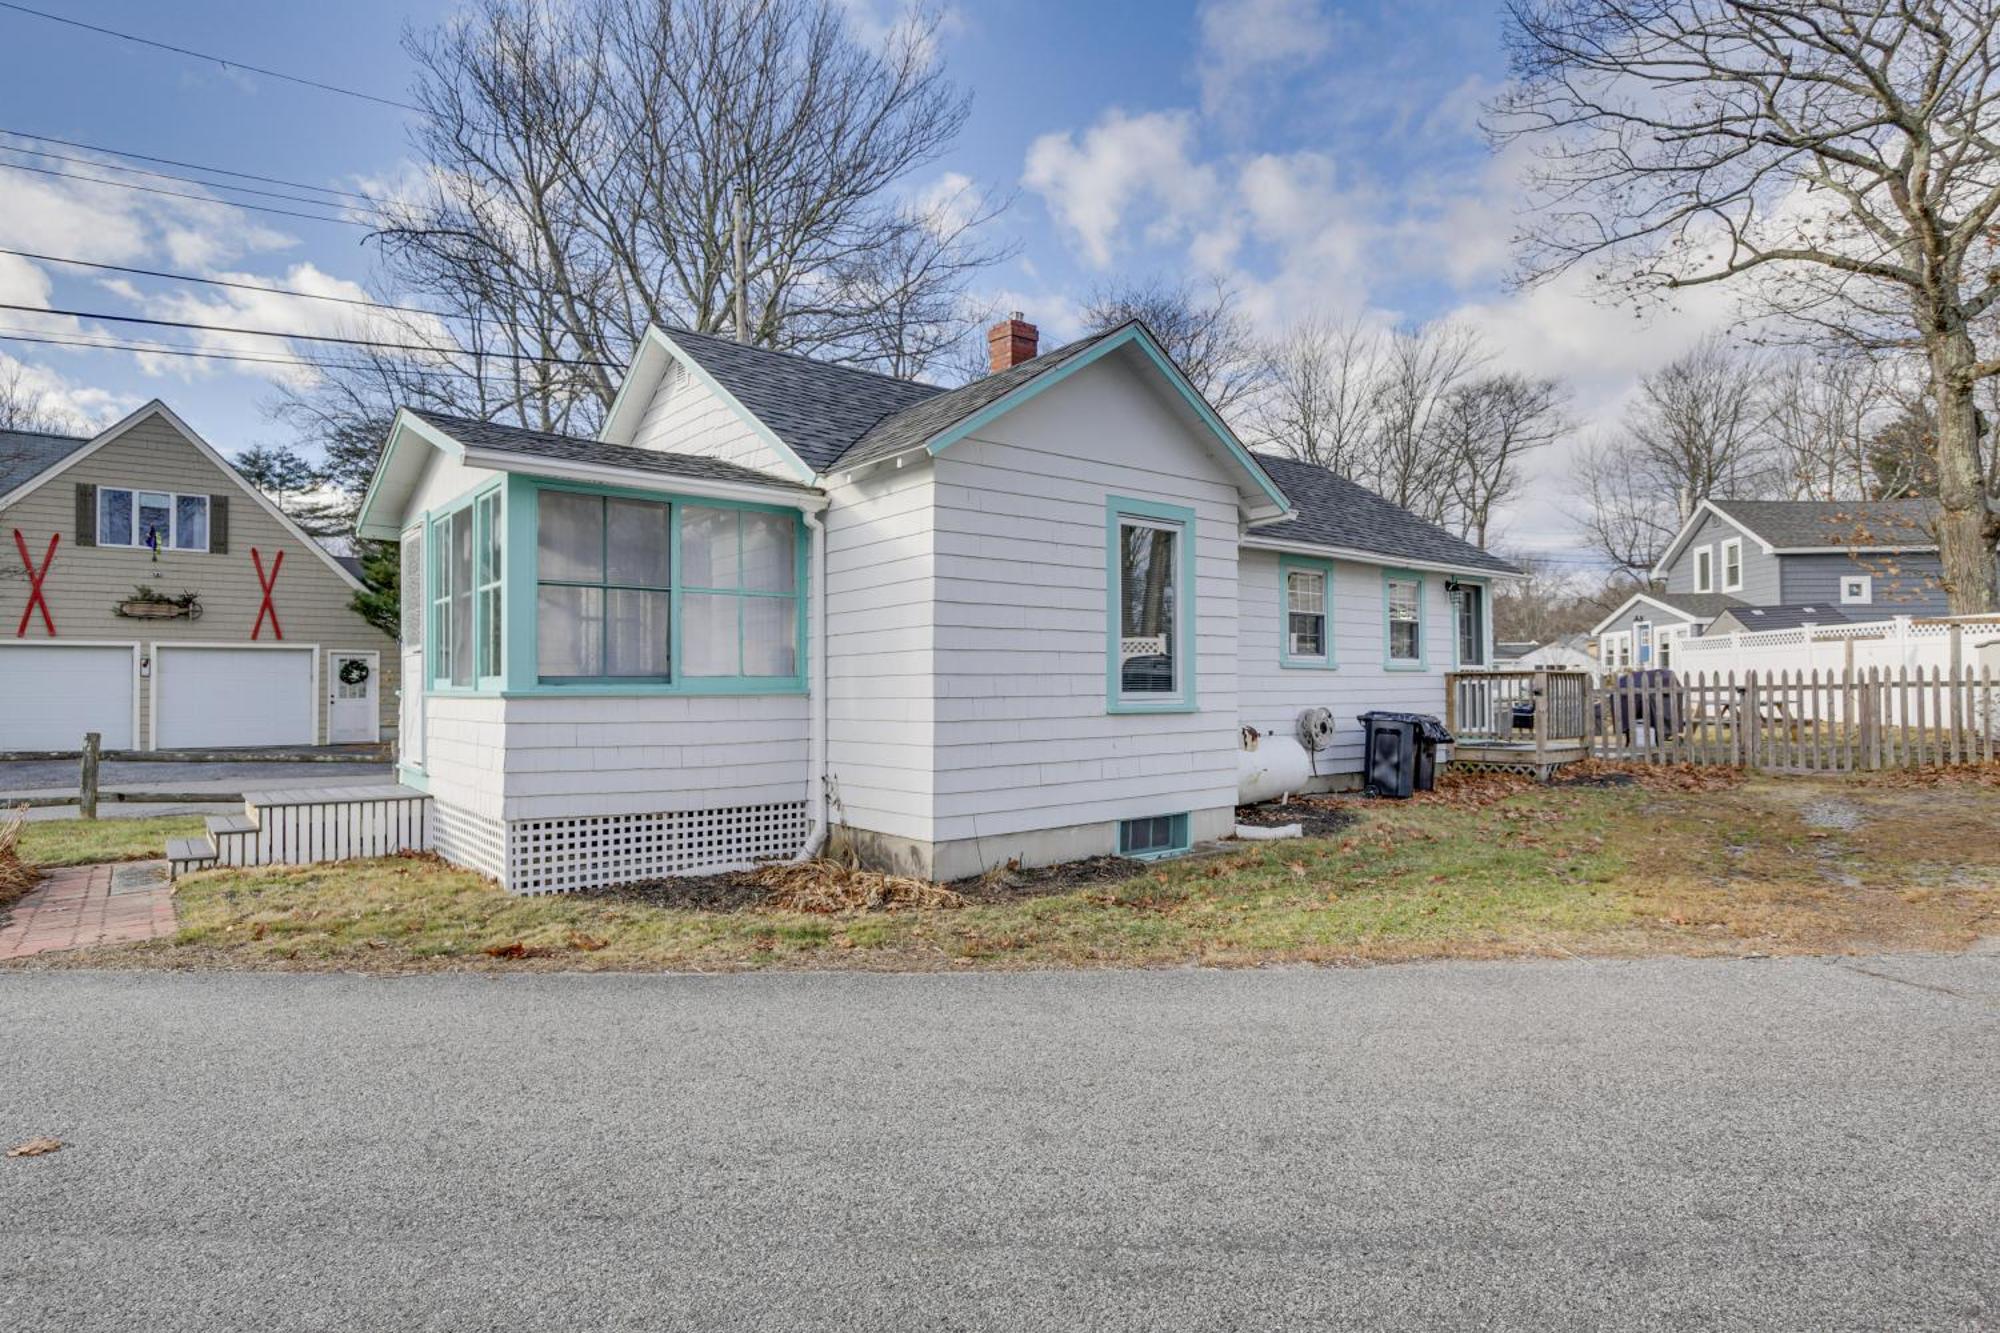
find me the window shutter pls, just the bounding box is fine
[209,495,229,553]
[74,483,96,546]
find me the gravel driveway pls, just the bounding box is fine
[1,955,1995,1330]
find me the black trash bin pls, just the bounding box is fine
[1358,711,1454,798]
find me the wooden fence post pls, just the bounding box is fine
[79,732,100,821]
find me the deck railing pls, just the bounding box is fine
[1447,670,1593,746]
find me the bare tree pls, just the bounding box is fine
[1575,433,1676,578]
[1364,322,1487,522]
[1493,0,2000,611]
[1081,275,1266,416]
[1439,373,1571,547]
[1766,355,1907,501]
[0,363,83,436]
[1251,315,1382,474]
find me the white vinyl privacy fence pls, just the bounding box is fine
[1675,614,2000,679]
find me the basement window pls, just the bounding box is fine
[1119,813,1190,860]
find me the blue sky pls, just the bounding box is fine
[0,0,1727,553]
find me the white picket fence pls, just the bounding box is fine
[1675,613,2000,679]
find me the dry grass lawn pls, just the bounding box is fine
[10,766,1998,972]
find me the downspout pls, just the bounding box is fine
[794,504,830,862]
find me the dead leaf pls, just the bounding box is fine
[7,1137,62,1158]
[482,941,547,959]
[566,932,608,952]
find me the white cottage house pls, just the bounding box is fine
[345,317,1516,891]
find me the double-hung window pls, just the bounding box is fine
[531,491,801,687]
[537,491,672,682]
[1384,572,1424,668]
[475,490,503,679]
[97,487,208,551]
[1279,556,1334,669]
[1721,538,1743,592]
[1693,546,1714,593]
[431,505,475,688]
[1107,498,1195,710]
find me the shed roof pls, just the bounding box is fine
[1709,603,1853,631]
[411,411,819,493]
[1245,453,1519,576]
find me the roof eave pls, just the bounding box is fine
[1241,534,1520,580]
[632,326,820,483]
[460,447,827,509]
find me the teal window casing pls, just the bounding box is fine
[1382,568,1427,671]
[1105,495,1198,714]
[425,478,504,695]
[505,476,808,698]
[1119,813,1191,860]
[1278,554,1337,670]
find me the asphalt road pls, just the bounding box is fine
[0,758,393,821]
[2,955,1995,1331]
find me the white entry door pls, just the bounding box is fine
[328,651,380,744]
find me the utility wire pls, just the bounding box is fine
[0,143,395,219]
[0,161,371,228]
[0,249,461,323]
[0,300,618,367]
[0,2,424,114]
[0,128,378,202]
[0,328,493,380]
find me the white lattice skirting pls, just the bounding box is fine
[504,801,810,895]
[431,800,508,883]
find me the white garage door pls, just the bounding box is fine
[0,644,137,751]
[155,646,315,749]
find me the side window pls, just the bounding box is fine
[1280,558,1333,668]
[1108,498,1195,709]
[1384,573,1423,667]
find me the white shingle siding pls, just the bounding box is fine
[928,353,1240,843]
[1237,549,1452,773]
[824,463,936,842]
[629,359,797,477]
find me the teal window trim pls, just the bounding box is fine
[1278,554,1337,670]
[512,476,809,697]
[1381,568,1427,671]
[395,763,431,793]
[1105,495,1199,714]
[1449,575,1490,670]
[1118,813,1191,860]
[423,477,505,698]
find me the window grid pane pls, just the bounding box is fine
[1388,578,1421,662]
[99,488,133,546]
[173,495,207,550]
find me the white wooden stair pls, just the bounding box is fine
[167,784,432,877]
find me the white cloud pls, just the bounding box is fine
[1197,0,1335,124]
[0,350,137,431]
[1022,110,1218,267]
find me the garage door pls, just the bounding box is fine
[0,644,137,751]
[155,646,315,749]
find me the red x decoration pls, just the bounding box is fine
[250,547,285,641]
[13,528,57,638]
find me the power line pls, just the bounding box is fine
[0,249,459,323]
[0,2,424,115]
[0,143,394,219]
[0,327,494,380]
[0,161,370,228]
[0,301,618,367]
[0,128,378,202]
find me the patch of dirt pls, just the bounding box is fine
[1799,799,1865,832]
[1553,760,1747,793]
[582,871,769,913]
[1234,797,1359,838]
[952,855,1147,904]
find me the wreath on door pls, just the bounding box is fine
[338,658,372,687]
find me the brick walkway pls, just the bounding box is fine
[0,862,177,960]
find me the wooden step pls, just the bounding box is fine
[226,787,432,867]
[166,835,217,879]
[205,813,260,868]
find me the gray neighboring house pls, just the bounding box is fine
[1591,497,1991,669]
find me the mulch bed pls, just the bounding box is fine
[1234,798,1360,838]
[582,871,769,913]
[952,855,1147,903]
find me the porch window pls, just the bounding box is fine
[1279,556,1334,668]
[431,506,475,688]
[475,490,503,680]
[1384,572,1423,668]
[680,506,798,678]
[1107,497,1195,710]
[536,491,671,681]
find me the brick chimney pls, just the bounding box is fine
[986,312,1038,373]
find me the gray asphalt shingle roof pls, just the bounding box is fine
[1710,498,1938,549]
[413,411,817,493]
[1645,591,1748,621]
[663,328,945,474]
[1246,453,1520,575]
[0,427,91,496]
[1709,603,1852,631]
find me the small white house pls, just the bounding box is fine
[354,317,1516,891]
